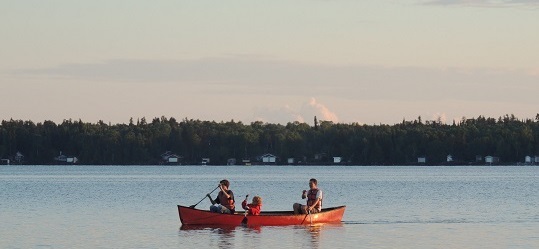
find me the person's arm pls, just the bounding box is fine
[218,186,229,199]
[308,198,321,211]
[242,194,249,210]
[227,190,235,202]
[301,190,307,199]
[206,193,216,205]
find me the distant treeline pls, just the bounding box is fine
[1,114,539,165]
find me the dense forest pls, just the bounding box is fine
[1,114,539,165]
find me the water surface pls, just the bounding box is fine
[1,166,537,248]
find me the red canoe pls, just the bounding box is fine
[178,205,346,226]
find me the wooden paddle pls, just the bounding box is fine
[189,185,220,208]
[241,194,249,225]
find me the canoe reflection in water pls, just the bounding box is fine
[307,224,322,248]
[180,224,262,233]
[179,223,343,249]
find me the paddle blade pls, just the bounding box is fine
[241,211,248,225]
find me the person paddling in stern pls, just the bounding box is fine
[293,178,323,214]
[207,179,235,214]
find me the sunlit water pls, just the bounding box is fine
[1,165,537,248]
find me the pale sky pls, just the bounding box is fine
[1,0,538,125]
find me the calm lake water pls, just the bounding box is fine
[1,165,538,249]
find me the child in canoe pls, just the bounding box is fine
[242,195,262,215]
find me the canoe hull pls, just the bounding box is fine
[178,205,345,226]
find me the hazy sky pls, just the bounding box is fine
[1,0,538,125]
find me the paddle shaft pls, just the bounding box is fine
[190,185,220,208]
[241,194,249,225]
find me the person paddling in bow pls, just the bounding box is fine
[207,179,235,214]
[242,195,262,215]
[293,178,323,214]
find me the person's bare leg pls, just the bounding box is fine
[300,205,309,214]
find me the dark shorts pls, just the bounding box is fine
[210,204,233,214]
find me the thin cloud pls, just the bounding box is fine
[11,57,538,105]
[12,57,335,86]
[422,0,539,8]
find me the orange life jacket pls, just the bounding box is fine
[242,200,262,215]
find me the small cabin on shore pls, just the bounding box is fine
[54,152,78,164]
[160,151,182,164]
[525,155,539,165]
[14,151,25,164]
[260,153,277,164]
[485,156,500,165]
